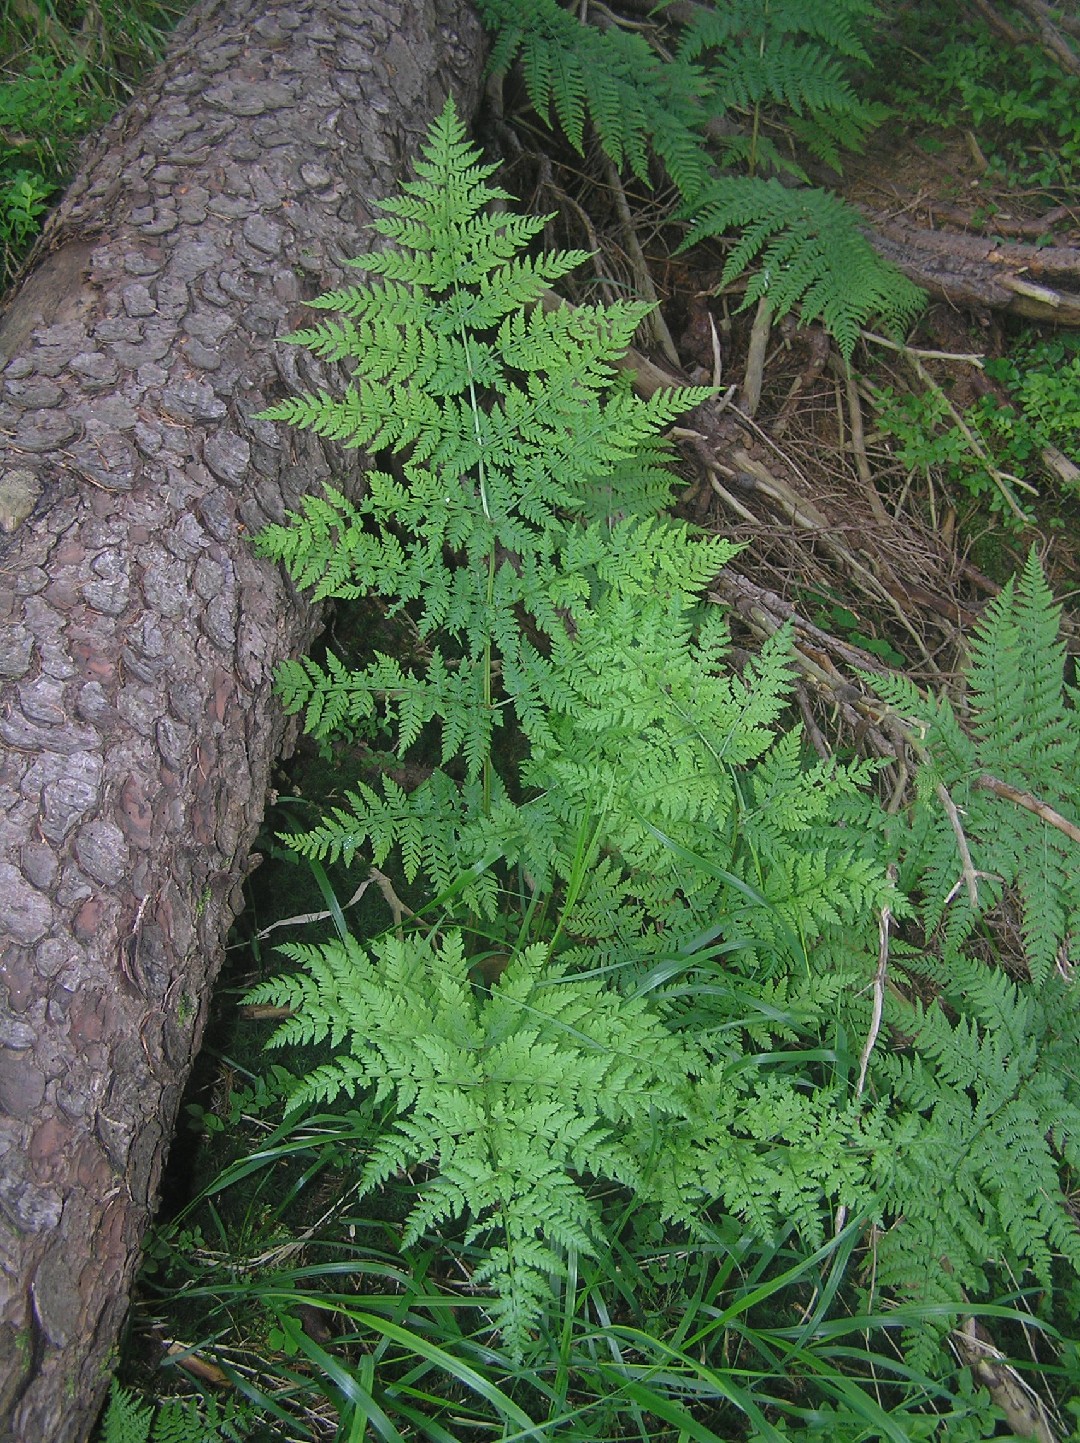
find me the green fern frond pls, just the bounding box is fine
[98,1385,254,1443]
[966,548,1072,782]
[472,0,909,357]
[252,95,1074,1367]
[871,550,1080,983]
[678,0,875,66]
[253,925,879,1354]
[844,557,1080,1349]
[256,930,707,1345]
[476,0,708,190]
[874,956,1080,1326]
[680,177,925,357]
[100,1385,154,1443]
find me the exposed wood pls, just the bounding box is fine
[0,0,485,1436]
[867,215,1080,326]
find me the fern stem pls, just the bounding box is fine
[483,550,495,818]
[459,316,496,816]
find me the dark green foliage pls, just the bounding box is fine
[0,0,181,278]
[875,952,1080,1368]
[98,1383,253,1443]
[860,551,1080,1355]
[678,177,925,361]
[677,0,885,173]
[873,551,1080,982]
[473,0,924,355]
[478,0,711,195]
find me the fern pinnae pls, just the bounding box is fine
[678,178,925,358]
[98,1384,255,1443]
[253,98,1080,1369]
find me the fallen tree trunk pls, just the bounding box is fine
[0,0,484,1436]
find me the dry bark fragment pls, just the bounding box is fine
[867,215,1080,326]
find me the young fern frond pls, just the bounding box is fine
[250,99,903,1351]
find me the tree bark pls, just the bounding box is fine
[0,0,484,1437]
[866,213,1080,327]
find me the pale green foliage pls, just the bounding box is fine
[872,550,1080,982]
[252,99,1080,1371]
[248,928,880,1355]
[252,99,896,1352]
[528,558,893,966]
[257,99,895,958]
[473,0,925,355]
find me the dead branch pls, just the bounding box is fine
[867,217,1080,326]
[974,773,1080,845]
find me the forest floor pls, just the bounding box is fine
[6,0,1080,1436]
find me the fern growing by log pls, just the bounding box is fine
[251,99,896,1350]
[256,99,889,948]
[252,99,1080,1372]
